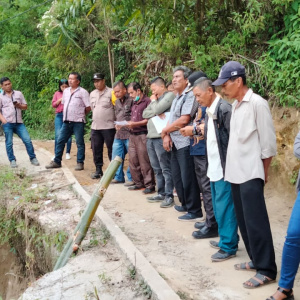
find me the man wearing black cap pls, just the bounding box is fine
[90,73,115,179]
[213,61,277,288]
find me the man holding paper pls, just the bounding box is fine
[143,77,175,208]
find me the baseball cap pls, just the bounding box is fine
[212,61,245,86]
[93,73,105,80]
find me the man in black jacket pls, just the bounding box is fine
[193,77,238,262]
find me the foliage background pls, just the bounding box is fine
[0,0,299,138]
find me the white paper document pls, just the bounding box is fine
[151,112,170,134]
[114,121,128,126]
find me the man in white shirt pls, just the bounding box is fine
[213,61,277,288]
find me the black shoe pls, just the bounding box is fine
[143,187,155,195]
[211,250,236,262]
[174,205,187,213]
[194,221,206,229]
[128,185,144,191]
[91,167,103,179]
[192,225,218,239]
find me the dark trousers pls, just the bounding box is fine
[231,178,277,279]
[171,145,202,215]
[54,122,85,164]
[91,128,116,168]
[193,155,216,227]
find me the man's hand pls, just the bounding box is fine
[115,124,122,131]
[150,94,157,101]
[1,117,7,125]
[126,121,134,129]
[163,135,172,152]
[262,157,273,184]
[180,126,193,137]
[161,128,168,139]
[199,123,205,136]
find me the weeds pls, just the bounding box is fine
[290,171,298,185]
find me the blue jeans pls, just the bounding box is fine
[146,138,173,197]
[210,179,238,255]
[111,138,132,182]
[55,112,72,154]
[54,122,85,164]
[2,123,36,161]
[279,191,300,289]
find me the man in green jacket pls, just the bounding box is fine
[143,77,175,207]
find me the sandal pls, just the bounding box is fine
[266,287,294,300]
[234,261,255,271]
[243,273,275,289]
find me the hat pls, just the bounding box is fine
[93,73,105,80]
[212,61,245,86]
[188,71,207,87]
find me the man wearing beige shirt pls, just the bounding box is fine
[90,73,115,179]
[213,61,277,289]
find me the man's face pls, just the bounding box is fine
[127,86,140,100]
[113,85,127,99]
[193,86,213,107]
[68,74,80,88]
[172,70,188,92]
[221,77,241,100]
[1,80,12,93]
[150,83,160,98]
[93,79,106,91]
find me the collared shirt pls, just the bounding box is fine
[131,95,151,133]
[206,96,223,182]
[169,86,199,150]
[225,89,276,184]
[90,87,115,130]
[62,86,90,123]
[0,90,26,123]
[114,95,133,140]
[52,91,64,114]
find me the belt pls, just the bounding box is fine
[131,131,147,136]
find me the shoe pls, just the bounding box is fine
[30,158,40,166]
[174,205,187,213]
[128,185,144,191]
[112,179,125,184]
[178,213,204,222]
[147,194,164,202]
[75,163,84,171]
[45,161,61,169]
[66,153,71,160]
[192,225,218,239]
[143,187,155,194]
[91,168,103,179]
[160,197,174,208]
[194,221,206,229]
[266,287,294,300]
[209,240,220,249]
[211,250,236,262]
[10,160,17,168]
[124,181,135,187]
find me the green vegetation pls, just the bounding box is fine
[0,0,299,138]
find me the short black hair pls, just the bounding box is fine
[69,72,81,83]
[173,66,192,79]
[150,76,166,87]
[113,80,127,89]
[193,77,215,93]
[166,81,173,88]
[127,82,142,92]
[230,75,247,85]
[0,77,10,85]
[58,79,69,92]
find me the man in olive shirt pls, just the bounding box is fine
[90,73,115,179]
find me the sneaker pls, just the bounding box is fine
[211,250,236,262]
[124,181,135,187]
[66,153,71,160]
[178,213,205,222]
[128,185,144,191]
[194,221,206,229]
[45,161,61,169]
[30,158,40,166]
[174,205,187,213]
[10,160,17,168]
[147,194,165,202]
[112,179,125,184]
[209,240,220,249]
[192,226,218,239]
[143,187,155,195]
[75,163,84,171]
[91,169,103,179]
[160,197,174,208]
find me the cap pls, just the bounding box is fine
[212,61,245,86]
[188,71,207,87]
[93,73,105,80]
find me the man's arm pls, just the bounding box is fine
[85,106,91,115]
[161,115,191,139]
[0,112,7,124]
[262,157,272,184]
[152,93,175,115]
[126,119,148,129]
[142,102,156,119]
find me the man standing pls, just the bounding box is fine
[90,73,115,179]
[0,77,40,168]
[161,66,203,221]
[46,72,91,171]
[191,77,238,261]
[125,82,155,194]
[111,81,133,184]
[143,77,175,207]
[213,61,277,287]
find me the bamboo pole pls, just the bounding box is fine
[54,156,122,270]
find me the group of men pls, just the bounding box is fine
[0,60,278,289]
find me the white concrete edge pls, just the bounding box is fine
[37,147,180,300]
